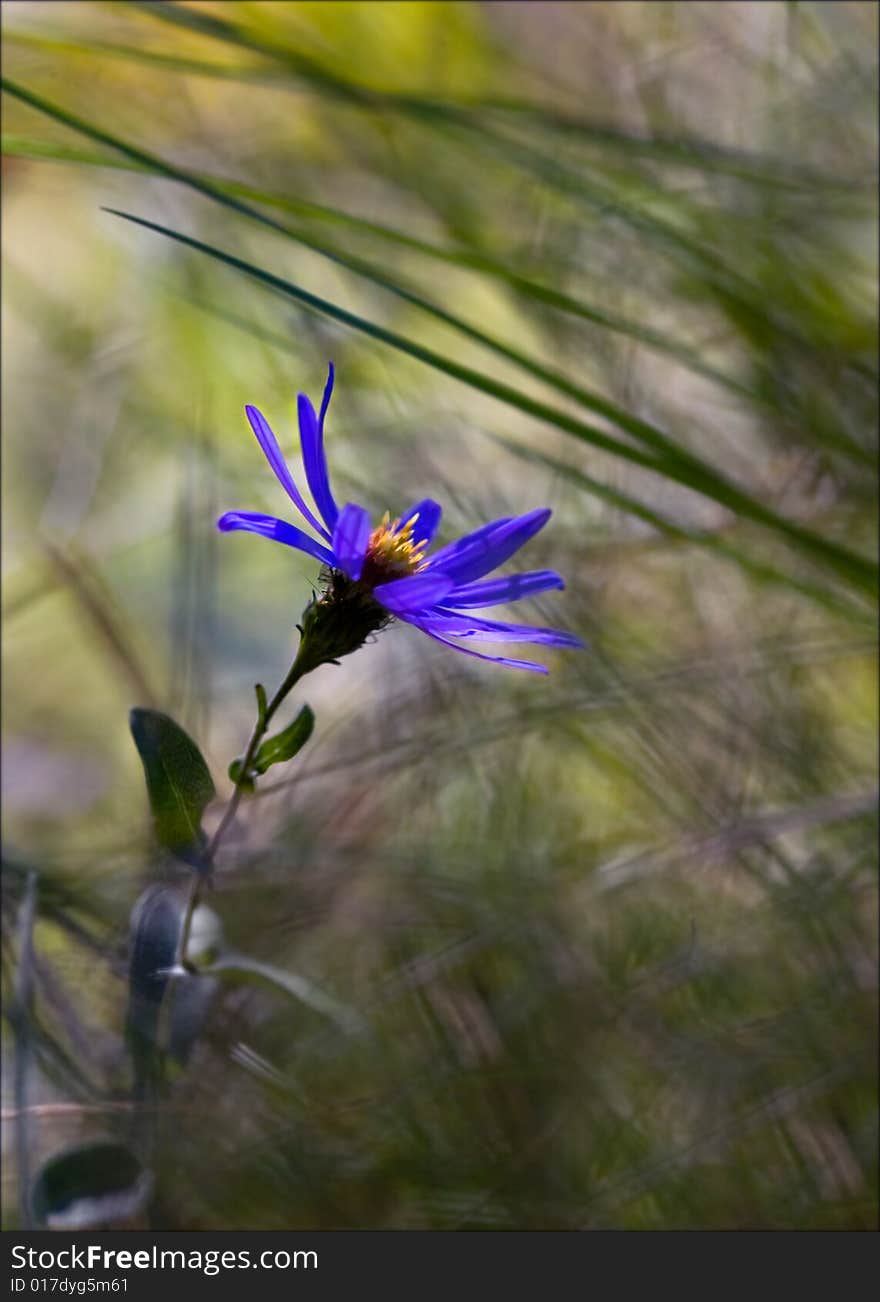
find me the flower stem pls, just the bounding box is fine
[175,642,311,970]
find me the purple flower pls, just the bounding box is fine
[218,365,583,674]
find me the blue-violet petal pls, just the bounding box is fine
[218,511,335,566]
[332,503,372,581]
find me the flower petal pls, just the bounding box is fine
[332,502,372,581]
[298,392,340,532]
[373,572,455,614]
[432,509,552,586]
[420,610,585,648]
[405,618,548,673]
[445,569,565,608]
[318,361,335,431]
[244,405,330,541]
[425,515,512,572]
[217,511,335,566]
[399,498,443,546]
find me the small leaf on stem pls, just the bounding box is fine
[229,704,315,788]
[252,704,315,774]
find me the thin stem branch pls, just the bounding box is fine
[174,643,311,970]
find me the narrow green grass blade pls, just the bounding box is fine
[182,282,868,623]
[5,80,664,464]
[454,99,873,191]
[127,0,377,108]
[1,130,757,403]
[103,206,878,599]
[3,77,873,595]
[123,2,876,345]
[494,437,870,622]
[128,1,866,191]
[2,27,267,81]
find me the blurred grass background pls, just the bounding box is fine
[2,0,877,1229]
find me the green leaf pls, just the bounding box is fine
[252,704,315,774]
[229,704,315,786]
[126,886,224,1103]
[203,952,367,1037]
[30,1142,152,1231]
[126,884,183,1102]
[129,708,215,871]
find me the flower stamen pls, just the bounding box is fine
[363,511,428,583]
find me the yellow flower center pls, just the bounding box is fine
[364,511,428,581]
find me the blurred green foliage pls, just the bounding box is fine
[2,1,877,1229]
